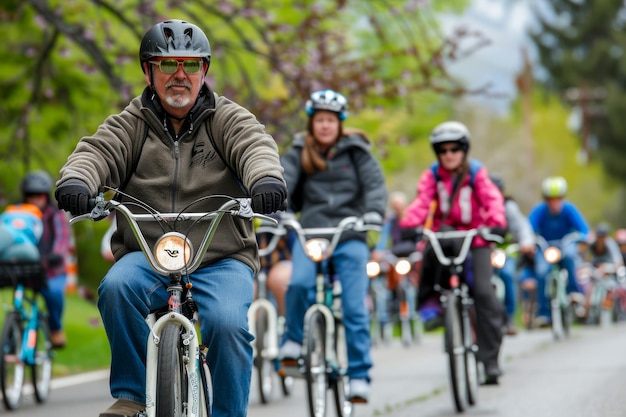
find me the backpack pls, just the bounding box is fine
[429,158,483,225]
[429,158,482,187]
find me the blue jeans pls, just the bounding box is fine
[533,242,582,318]
[370,277,390,324]
[284,239,373,381]
[40,274,67,332]
[495,257,517,319]
[97,252,254,417]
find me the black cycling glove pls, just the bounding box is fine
[250,177,287,214]
[55,179,91,216]
[490,226,508,238]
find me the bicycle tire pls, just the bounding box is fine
[525,287,537,330]
[464,304,479,406]
[198,349,212,417]
[548,273,563,340]
[31,315,52,403]
[561,303,574,337]
[398,286,413,347]
[0,311,25,410]
[156,323,185,417]
[332,321,353,416]
[254,308,274,404]
[280,373,294,397]
[304,310,327,417]
[444,291,468,412]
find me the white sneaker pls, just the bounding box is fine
[348,378,369,403]
[278,340,302,360]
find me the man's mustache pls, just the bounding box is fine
[166,80,192,89]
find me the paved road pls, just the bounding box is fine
[6,322,626,416]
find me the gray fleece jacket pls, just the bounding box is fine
[58,85,284,273]
[280,132,387,243]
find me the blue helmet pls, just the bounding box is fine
[305,89,348,120]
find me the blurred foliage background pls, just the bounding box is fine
[1,0,624,295]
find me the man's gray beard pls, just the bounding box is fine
[164,95,191,108]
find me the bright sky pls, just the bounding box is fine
[439,0,537,114]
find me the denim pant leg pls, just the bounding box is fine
[97,253,254,417]
[372,278,391,324]
[534,250,552,318]
[190,259,254,417]
[97,252,170,404]
[284,241,317,344]
[40,273,67,332]
[562,243,583,293]
[498,257,517,318]
[333,240,372,381]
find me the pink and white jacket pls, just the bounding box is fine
[400,160,506,247]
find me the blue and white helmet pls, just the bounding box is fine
[305,89,348,120]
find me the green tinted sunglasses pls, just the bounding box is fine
[149,59,203,74]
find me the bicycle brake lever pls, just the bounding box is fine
[69,194,110,224]
[235,198,254,219]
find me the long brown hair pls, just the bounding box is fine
[300,118,370,174]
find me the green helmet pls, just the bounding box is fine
[541,176,567,198]
[139,19,211,73]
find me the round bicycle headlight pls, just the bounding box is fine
[544,246,561,264]
[367,261,381,278]
[395,259,411,275]
[490,249,507,269]
[304,238,330,262]
[154,232,193,272]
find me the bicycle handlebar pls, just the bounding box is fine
[535,231,582,251]
[280,215,381,259]
[422,228,503,267]
[70,193,278,276]
[256,222,289,258]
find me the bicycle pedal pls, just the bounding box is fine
[348,397,368,404]
[280,358,298,368]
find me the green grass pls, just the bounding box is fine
[0,289,110,378]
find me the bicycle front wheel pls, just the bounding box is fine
[254,308,274,404]
[444,291,468,413]
[305,310,327,417]
[156,323,185,417]
[550,275,564,340]
[31,315,53,403]
[463,304,479,406]
[332,321,353,417]
[0,311,25,410]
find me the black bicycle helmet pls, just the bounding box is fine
[595,222,610,238]
[429,121,470,153]
[305,89,349,120]
[21,171,53,195]
[139,19,211,73]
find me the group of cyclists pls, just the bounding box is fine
[5,18,624,417]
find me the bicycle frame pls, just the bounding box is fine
[248,220,293,403]
[283,216,379,370]
[369,250,422,346]
[280,215,380,417]
[422,227,502,413]
[13,285,42,366]
[535,232,581,339]
[248,222,287,365]
[0,260,51,410]
[71,193,275,417]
